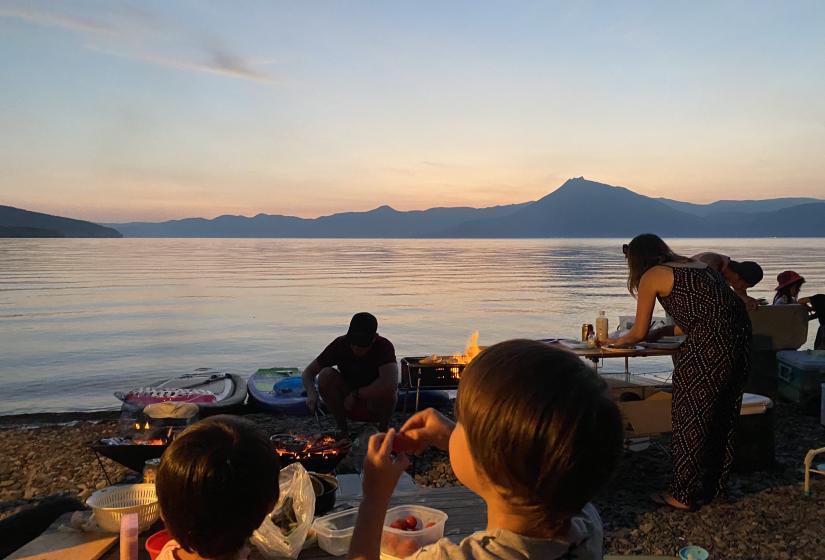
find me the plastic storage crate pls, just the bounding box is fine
[777,350,825,413]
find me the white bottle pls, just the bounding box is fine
[595,310,609,343]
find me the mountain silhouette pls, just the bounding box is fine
[108,178,825,238]
[434,178,699,237]
[9,177,821,238]
[110,202,529,238]
[0,205,122,238]
[658,197,821,216]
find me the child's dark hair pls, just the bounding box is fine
[456,339,623,534]
[157,415,279,559]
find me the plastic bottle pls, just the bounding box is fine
[595,311,609,343]
[120,513,138,560]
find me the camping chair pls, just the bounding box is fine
[803,447,825,495]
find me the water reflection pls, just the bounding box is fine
[0,238,822,414]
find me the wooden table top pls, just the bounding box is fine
[552,342,679,360]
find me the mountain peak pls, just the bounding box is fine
[370,204,398,214]
[543,177,634,202]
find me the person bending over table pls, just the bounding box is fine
[691,251,764,310]
[611,234,751,510]
[303,312,398,433]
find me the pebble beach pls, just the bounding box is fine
[1,402,823,559]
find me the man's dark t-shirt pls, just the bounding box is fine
[316,335,396,389]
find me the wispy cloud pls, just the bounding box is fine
[0,5,115,35]
[0,3,276,84]
[87,44,276,84]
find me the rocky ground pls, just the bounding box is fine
[1,403,824,558]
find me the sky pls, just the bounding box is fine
[1,1,824,223]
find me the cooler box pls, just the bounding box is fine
[777,350,825,414]
[733,393,775,472]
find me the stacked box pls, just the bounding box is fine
[776,350,825,414]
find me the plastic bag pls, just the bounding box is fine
[251,462,316,559]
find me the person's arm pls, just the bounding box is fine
[357,362,399,400]
[692,252,727,273]
[302,359,322,412]
[610,268,664,346]
[645,324,684,341]
[736,290,760,311]
[348,430,410,560]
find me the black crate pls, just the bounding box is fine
[400,357,465,389]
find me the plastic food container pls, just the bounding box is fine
[380,505,448,559]
[312,507,359,556]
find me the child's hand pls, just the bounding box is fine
[361,429,410,502]
[399,408,455,453]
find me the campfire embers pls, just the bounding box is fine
[271,434,351,474]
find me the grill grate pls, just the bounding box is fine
[400,357,465,389]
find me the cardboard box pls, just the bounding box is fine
[618,389,673,437]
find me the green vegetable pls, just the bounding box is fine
[271,497,299,535]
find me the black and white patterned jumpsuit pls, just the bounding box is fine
[658,263,752,505]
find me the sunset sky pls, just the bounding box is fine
[1,1,824,223]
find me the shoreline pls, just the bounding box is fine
[0,410,121,427]
[1,403,824,557]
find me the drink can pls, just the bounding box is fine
[143,458,160,484]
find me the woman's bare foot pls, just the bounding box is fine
[650,492,691,510]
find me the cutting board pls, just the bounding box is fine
[8,513,118,560]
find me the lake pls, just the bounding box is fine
[1,238,822,415]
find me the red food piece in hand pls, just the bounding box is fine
[404,516,419,530]
[392,432,416,453]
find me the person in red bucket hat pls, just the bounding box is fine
[773,270,811,306]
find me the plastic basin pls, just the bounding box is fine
[145,529,172,560]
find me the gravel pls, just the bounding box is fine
[1,402,823,558]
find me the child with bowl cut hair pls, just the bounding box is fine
[155,415,280,560]
[348,339,624,560]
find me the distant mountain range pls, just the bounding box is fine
[0,205,121,238]
[3,178,824,238]
[106,178,825,238]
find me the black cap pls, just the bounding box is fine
[346,312,378,347]
[728,260,763,287]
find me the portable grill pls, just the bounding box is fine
[400,357,466,390]
[90,402,197,476]
[91,440,169,473]
[270,434,351,474]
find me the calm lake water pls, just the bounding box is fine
[1,238,823,415]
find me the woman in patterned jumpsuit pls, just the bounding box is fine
[609,234,751,510]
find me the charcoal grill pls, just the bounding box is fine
[400,357,466,389]
[271,434,352,474]
[90,440,168,473]
[399,357,466,413]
